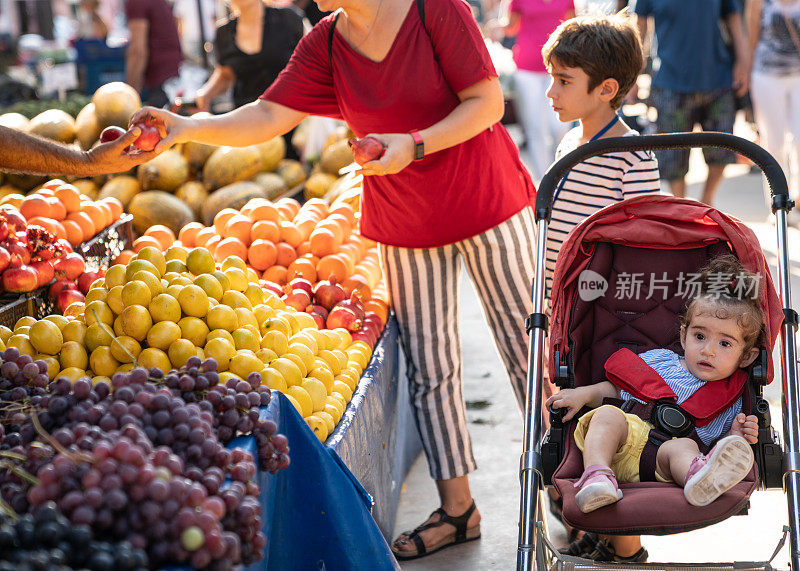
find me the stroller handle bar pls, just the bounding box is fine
[534,131,791,222]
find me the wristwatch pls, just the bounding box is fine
[409,130,424,161]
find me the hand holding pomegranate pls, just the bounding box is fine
[85,125,158,175]
[129,106,191,152]
[351,133,416,177]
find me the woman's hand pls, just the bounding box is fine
[128,106,191,153]
[356,133,415,177]
[545,387,594,422]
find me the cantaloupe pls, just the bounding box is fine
[129,191,196,236]
[72,179,100,200]
[92,82,141,129]
[201,181,266,225]
[304,172,338,200]
[138,150,189,192]
[5,173,46,192]
[276,159,307,189]
[97,175,141,207]
[251,172,287,201]
[0,112,30,132]
[28,110,76,143]
[256,137,286,172]
[75,103,101,151]
[319,139,353,175]
[202,146,262,190]
[175,180,209,218]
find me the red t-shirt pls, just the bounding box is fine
[125,0,182,89]
[262,0,535,248]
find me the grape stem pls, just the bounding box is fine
[30,411,93,463]
[0,460,39,486]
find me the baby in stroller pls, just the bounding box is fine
[546,255,762,513]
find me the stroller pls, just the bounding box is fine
[516,132,799,570]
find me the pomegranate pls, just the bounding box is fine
[3,210,25,231]
[77,270,102,294]
[131,123,161,151]
[308,304,329,320]
[305,307,326,330]
[260,280,284,298]
[348,136,386,166]
[49,279,76,299]
[29,260,54,287]
[351,329,377,349]
[336,291,366,320]
[282,289,312,312]
[0,247,10,274]
[57,288,85,313]
[313,278,347,311]
[15,231,26,244]
[99,126,126,143]
[2,265,38,293]
[0,221,9,243]
[56,239,73,254]
[6,241,30,267]
[326,305,362,332]
[285,277,313,297]
[53,252,85,281]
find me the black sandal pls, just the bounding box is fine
[391,500,481,561]
[559,533,649,563]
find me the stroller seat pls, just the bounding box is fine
[550,228,772,535]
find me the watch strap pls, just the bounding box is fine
[409,130,424,161]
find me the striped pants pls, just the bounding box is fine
[379,208,536,480]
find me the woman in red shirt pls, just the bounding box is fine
[131,0,536,560]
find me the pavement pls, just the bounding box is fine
[391,143,800,569]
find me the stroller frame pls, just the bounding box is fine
[517,132,799,570]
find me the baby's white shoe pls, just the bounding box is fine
[684,435,754,507]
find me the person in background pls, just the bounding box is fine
[173,0,219,68]
[293,0,330,25]
[76,0,108,40]
[194,0,303,156]
[124,0,183,107]
[504,0,575,183]
[746,0,800,227]
[631,0,748,206]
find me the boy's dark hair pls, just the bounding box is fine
[542,14,643,109]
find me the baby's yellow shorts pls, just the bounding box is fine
[574,404,670,483]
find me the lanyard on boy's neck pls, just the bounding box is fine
[552,111,621,204]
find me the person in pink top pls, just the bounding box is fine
[505,0,575,182]
[131,0,537,560]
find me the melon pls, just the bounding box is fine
[256,137,286,172]
[304,172,338,201]
[75,103,102,151]
[175,180,209,218]
[276,159,307,189]
[98,175,141,207]
[92,82,141,129]
[251,172,288,201]
[28,109,77,143]
[129,191,196,235]
[0,185,21,200]
[202,146,262,190]
[319,139,353,175]
[182,140,218,172]
[0,112,30,132]
[201,182,266,225]
[138,150,189,192]
[72,179,100,200]
[5,173,46,192]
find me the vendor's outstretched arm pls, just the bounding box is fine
[544,381,621,422]
[129,99,307,152]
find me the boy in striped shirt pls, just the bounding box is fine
[542,14,661,296]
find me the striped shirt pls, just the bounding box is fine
[545,128,661,296]
[620,349,741,445]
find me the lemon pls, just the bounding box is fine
[115,363,135,374]
[186,247,215,275]
[243,284,264,307]
[204,337,236,372]
[61,321,87,345]
[165,259,187,274]
[317,350,343,376]
[28,320,63,354]
[307,328,328,352]
[262,316,291,337]
[332,380,353,402]
[307,367,334,394]
[255,348,278,364]
[263,291,286,310]
[85,301,114,326]
[165,245,188,262]
[136,246,167,276]
[113,315,125,337]
[63,302,85,318]
[178,285,209,318]
[38,356,60,379]
[277,311,301,336]
[285,386,313,417]
[314,410,336,434]
[290,331,319,355]
[131,270,165,297]
[221,290,252,310]
[13,326,30,336]
[324,402,343,424]
[322,329,343,350]
[282,352,308,377]
[336,370,359,392]
[228,351,262,379]
[206,305,238,332]
[207,329,235,344]
[301,378,327,412]
[287,343,315,374]
[284,394,304,417]
[261,330,288,355]
[178,316,209,347]
[305,415,328,442]
[330,349,349,371]
[166,284,184,299]
[168,338,196,368]
[106,285,124,315]
[231,328,260,353]
[121,280,152,308]
[120,305,152,342]
[0,325,12,344]
[85,323,115,352]
[110,336,141,364]
[219,371,243,384]
[105,264,126,288]
[89,278,105,290]
[221,256,247,272]
[148,293,182,323]
[246,268,260,284]
[138,347,171,372]
[169,276,192,287]
[90,346,119,377]
[234,307,258,331]
[147,321,182,351]
[194,274,224,301]
[252,304,276,324]
[292,312,319,332]
[125,259,160,281]
[84,288,107,305]
[223,268,248,292]
[60,340,89,370]
[262,368,287,390]
[271,357,303,387]
[213,270,231,291]
[57,367,86,382]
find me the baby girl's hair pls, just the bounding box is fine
[681,255,764,352]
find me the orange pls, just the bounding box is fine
[222,214,253,245]
[342,274,371,300]
[276,197,301,218]
[247,239,278,271]
[316,254,349,283]
[326,213,353,239]
[275,242,297,267]
[339,242,362,265]
[301,198,329,218]
[365,299,389,325]
[262,265,288,285]
[61,219,85,247]
[80,203,106,234]
[250,220,280,243]
[144,225,177,250]
[178,222,204,248]
[278,221,303,248]
[247,202,281,224]
[316,219,345,244]
[287,258,317,282]
[19,196,51,220]
[205,234,221,257]
[27,217,65,240]
[293,217,317,241]
[114,250,135,265]
[67,211,96,242]
[213,208,239,234]
[329,202,356,227]
[214,237,248,262]
[296,241,312,257]
[101,197,123,221]
[309,227,340,258]
[41,179,65,191]
[194,226,217,247]
[301,252,320,266]
[45,197,67,221]
[54,185,82,213]
[133,236,163,253]
[95,202,114,228]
